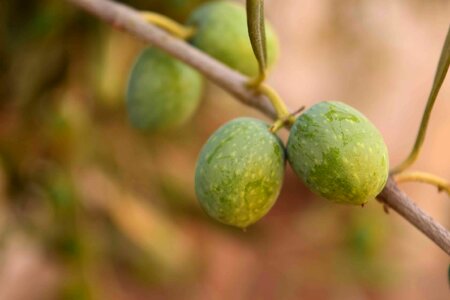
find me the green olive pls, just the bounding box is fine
[188,1,279,77]
[287,101,389,205]
[126,47,203,131]
[195,118,285,228]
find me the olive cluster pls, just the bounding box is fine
[126,1,389,229]
[196,102,389,228]
[126,1,278,132]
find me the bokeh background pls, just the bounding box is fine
[0,0,449,299]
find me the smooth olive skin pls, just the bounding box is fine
[187,1,279,77]
[126,47,203,131]
[195,118,285,228]
[287,101,389,205]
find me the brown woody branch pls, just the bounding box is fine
[67,0,450,255]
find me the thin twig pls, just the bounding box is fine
[66,0,450,256]
[378,178,450,254]
[395,171,450,196]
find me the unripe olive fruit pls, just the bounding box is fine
[287,101,389,205]
[195,118,285,228]
[187,1,279,77]
[126,47,203,131]
[158,0,212,21]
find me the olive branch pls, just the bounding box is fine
[66,0,450,255]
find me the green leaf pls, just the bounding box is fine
[392,25,450,174]
[246,0,267,80]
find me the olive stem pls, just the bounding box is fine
[269,119,285,133]
[395,171,450,196]
[257,83,296,131]
[269,106,305,133]
[256,83,294,125]
[140,11,195,40]
[391,25,450,175]
[246,70,267,89]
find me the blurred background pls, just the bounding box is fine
[0,0,449,299]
